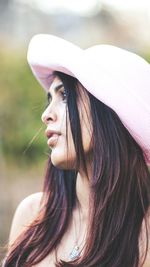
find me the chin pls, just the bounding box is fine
[51,152,76,170]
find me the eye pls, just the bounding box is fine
[60,89,67,102]
[45,88,67,107]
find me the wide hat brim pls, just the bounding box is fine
[27,34,150,164]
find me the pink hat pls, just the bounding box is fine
[27,34,150,165]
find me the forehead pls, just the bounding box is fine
[48,76,63,93]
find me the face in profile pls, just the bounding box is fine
[41,76,93,170]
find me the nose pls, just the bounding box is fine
[41,106,57,125]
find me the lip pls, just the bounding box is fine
[45,129,61,146]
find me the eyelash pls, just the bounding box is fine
[46,90,67,106]
[61,90,67,101]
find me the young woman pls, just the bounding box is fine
[4,34,150,267]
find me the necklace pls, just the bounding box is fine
[69,201,86,261]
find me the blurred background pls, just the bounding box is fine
[0,0,150,261]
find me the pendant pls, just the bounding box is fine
[69,245,80,260]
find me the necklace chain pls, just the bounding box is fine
[69,201,86,261]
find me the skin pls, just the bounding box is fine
[41,76,92,218]
[9,77,150,266]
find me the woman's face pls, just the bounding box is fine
[41,76,92,170]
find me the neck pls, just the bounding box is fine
[75,165,91,222]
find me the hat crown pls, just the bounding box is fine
[27,34,150,164]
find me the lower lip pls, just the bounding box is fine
[47,134,60,146]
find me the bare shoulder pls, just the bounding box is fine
[9,192,43,246]
[139,207,150,267]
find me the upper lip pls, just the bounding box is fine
[45,129,61,139]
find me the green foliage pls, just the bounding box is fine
[0,48,150,165]
[0,48,48,164]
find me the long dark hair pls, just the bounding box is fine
[4,72,150,267]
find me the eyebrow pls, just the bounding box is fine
[47,83,64,98]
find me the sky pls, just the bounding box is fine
[16,0,150,16]
[104,0,150,9]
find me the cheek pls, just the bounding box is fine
[50,127,77,170]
